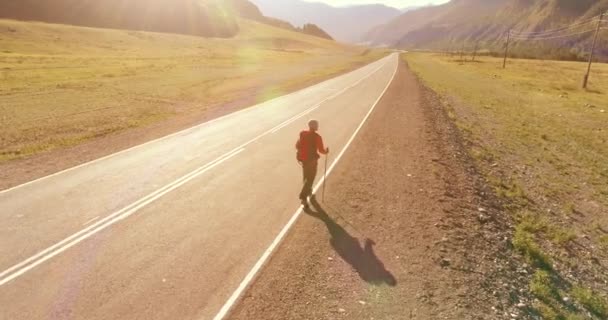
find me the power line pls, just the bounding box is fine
[511,18,598,35]
[510,28,597,41]
[510,16,600,36]
[501,10,606,90]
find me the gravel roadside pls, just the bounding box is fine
[229,58,523,319]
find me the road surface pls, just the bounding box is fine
[0,53,398,320]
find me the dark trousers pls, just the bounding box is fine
[299,160,318,200]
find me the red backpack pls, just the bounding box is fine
[296,131,317,162]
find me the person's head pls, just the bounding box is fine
[308,119,319,132]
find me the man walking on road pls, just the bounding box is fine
[296,120,329,208]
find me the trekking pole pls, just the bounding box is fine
[322,154,328,202]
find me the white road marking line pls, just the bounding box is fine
[270,105,320,133]
[270,61,390,135]
[0,148,244,286]
[0,56,390,195]
[260,61,385,137]
[0,55,391,286]
[269,105,320,134]
[82,216,100,226]
[212,54,399,320]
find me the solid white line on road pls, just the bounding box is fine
[82,216,100,226]
[270,104,321,134]
[0,148,245,286]
[270,106,318,133]
[0,56,392,287]
[0,56,390,195]
[270,60,392,135]
[212,54,399,320]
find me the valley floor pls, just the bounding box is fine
[0,19,385,190]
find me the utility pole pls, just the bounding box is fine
[583,12,604,89]
[449,38,455,58]
[460,43,465,62]
[472,42,479,61]
[503,30,511,69]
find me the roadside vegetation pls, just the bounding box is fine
[405,53,608,319]
[0,18,386,163]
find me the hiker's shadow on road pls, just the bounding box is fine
[304,198,397,287]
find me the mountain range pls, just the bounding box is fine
[250,0,402,43]
[4,0,605,61]
[365,0,608,60]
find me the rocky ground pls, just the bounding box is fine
[229,59,532,319]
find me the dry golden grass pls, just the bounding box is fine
[406,53,608,319]
[0,18,386,162]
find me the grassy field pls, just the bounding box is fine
[405,53,608,319]
[0,18,386,162]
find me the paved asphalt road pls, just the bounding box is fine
[0,53,398,320]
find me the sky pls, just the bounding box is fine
[312,0,450,9]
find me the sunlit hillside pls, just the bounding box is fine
[0,0,240,38]
[0,18,385,162]
[366,0,608,61]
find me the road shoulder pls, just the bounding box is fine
[229,57,521,319]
